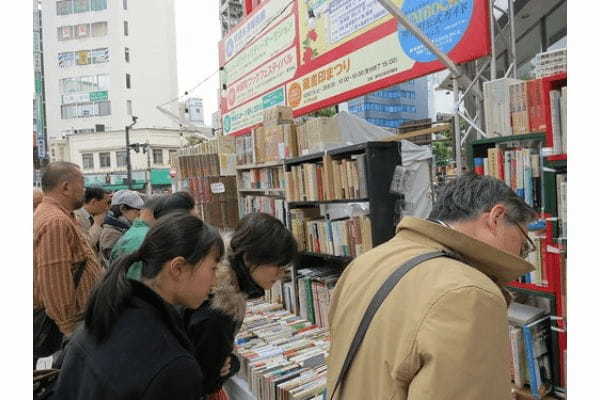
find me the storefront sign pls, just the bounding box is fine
[219,0,490,136]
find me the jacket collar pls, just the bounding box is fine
[129,279,194,352]
[41,196,75,219]
[396,217,534,284]
[104,214,131,231]
[209,262,248,322]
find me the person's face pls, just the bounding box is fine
[88,194,109,215]
[139,208,156,225]
[122,207,141,222]
[65,170,85,210]
[174,246,220,308]
[477,204,533,258]
[250,264,286,290]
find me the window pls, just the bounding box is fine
[91,0,107,11]
[57,26,74,41]
[91,48,109,64]
[74,0,90,13]
[76,50,91,65]
[97,74,110,90]
[127,100,132,115]
[97,101,111,116]
[57,1,73,15]
[169,150,178,164]
[126,73,131,89]
[123,0,128,10]
[124,47,130,62]
[116,151,127,167]
[58,52,75,68]
[80,75,97,92]
[99,152,111,168]
[61,104,77,119]
[82,153,94,169]
[91,21,108,37]
[78,103,95,118]
[124,21,129,36]
[75,23,90,38]
[153,149,163,165]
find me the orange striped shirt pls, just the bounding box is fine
[34,196,104,335]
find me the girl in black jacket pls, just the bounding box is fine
[52,212,224,400]
[185,213,298,398]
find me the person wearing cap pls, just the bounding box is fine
[98,190,143,268]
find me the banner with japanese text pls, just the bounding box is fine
[219,0,490,136]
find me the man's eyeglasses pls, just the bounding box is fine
[514,223,537,259]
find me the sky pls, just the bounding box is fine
[175,1,222,126]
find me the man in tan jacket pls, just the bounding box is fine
[326,174,538,400]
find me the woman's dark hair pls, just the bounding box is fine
[109,203,137,218]
[229,213,298,271]
[85,212,224,342]
[154,191,195,218]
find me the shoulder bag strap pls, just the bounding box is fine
[72,261,86,289]
[329,250,460,400]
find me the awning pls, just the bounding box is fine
[103,183,145,191]
[151,169,172,186]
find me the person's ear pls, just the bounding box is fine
[167,256,189,281]
[486,204,507,234]
[60,179,71,195]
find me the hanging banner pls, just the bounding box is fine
[219,0,490,136]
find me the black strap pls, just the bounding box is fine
[72,261,86,289]
[329,250,460,400]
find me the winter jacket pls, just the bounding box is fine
[185,262,248,394]
[110,219,151,280]
[51,279,206,400]
[326,217,534,400]
[98,214,131,268]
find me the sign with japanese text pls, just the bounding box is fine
[219,0,490,135]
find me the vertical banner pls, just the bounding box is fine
[219,0,490,136]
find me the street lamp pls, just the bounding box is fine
[125,115,138,189]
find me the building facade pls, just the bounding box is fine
[41,0,179,139]
[220,0,244,36]
[347,77,429,129]
[49,128,184,191]
[34,0,48,166]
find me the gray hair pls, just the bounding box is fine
[41,161,81,193]
[429,174,537,225]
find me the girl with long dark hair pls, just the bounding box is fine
[185,212,298,399]
[52,212,224,399]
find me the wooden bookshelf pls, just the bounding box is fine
[236,160,284,170]
[288,199,369,207]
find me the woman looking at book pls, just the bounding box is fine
[185,212,298,399]
[52,212,224,400]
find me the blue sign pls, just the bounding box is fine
[223,115,232,133]
[398,0,474,63]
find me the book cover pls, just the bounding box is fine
[560,86,567,153]
[549,90,563,154]
[474,158,484,176]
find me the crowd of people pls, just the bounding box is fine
[33,161,538,400]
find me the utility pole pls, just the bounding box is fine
[145,140,152,195]
[125,116,138,189]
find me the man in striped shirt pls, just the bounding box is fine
[34,162,104,355]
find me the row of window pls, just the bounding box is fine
[57,0,107,16]
[366,118,411,128]
[82,148,176,170]
[60,74,110,94]
[349,103,417,113]
[57,21,108,41]
[59,48,109,68]
[61,101,111,119]
[371,89,416,99]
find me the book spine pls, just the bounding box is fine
[474,158,484,175]
[550,90,563,154]
[560,86,567,153]
[522,325,541,398]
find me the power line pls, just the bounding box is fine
[159,0,295,108]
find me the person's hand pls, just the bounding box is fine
[93,211,107,226]
[219,356,231,377]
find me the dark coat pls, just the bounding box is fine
[184,263,247,394]
[52,280,206,400]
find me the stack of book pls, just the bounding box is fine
[285,154,368,202]
[234,299,330,400]
[473,146,541,209]
[236,133,256,166]
[549,86,567,155]
[516,235,546,286]
[507,78,548,135]
[188,176,239,230]
[240,167,285,191]
[556,174,567,238]
[507,302,553,398]
[241,195,287,224]
[297,267,341,328]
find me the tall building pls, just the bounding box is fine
[220,0,244,36]
[347,77,429,129]
[34,0,48,167]
[41,0,179,139]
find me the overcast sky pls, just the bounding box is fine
[175,1,222,125]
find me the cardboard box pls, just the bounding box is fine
[282,124,298,159]
[263,125,285,162]
[263,106,294,126]
[253,127,266,164]
[298,117,342,154]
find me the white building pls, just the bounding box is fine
[220,0,244,36]
[41,0,179,139]
[49,128,186,191]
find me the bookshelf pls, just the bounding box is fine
[467,72,568,395]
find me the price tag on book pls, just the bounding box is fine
[210,183,225,194]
